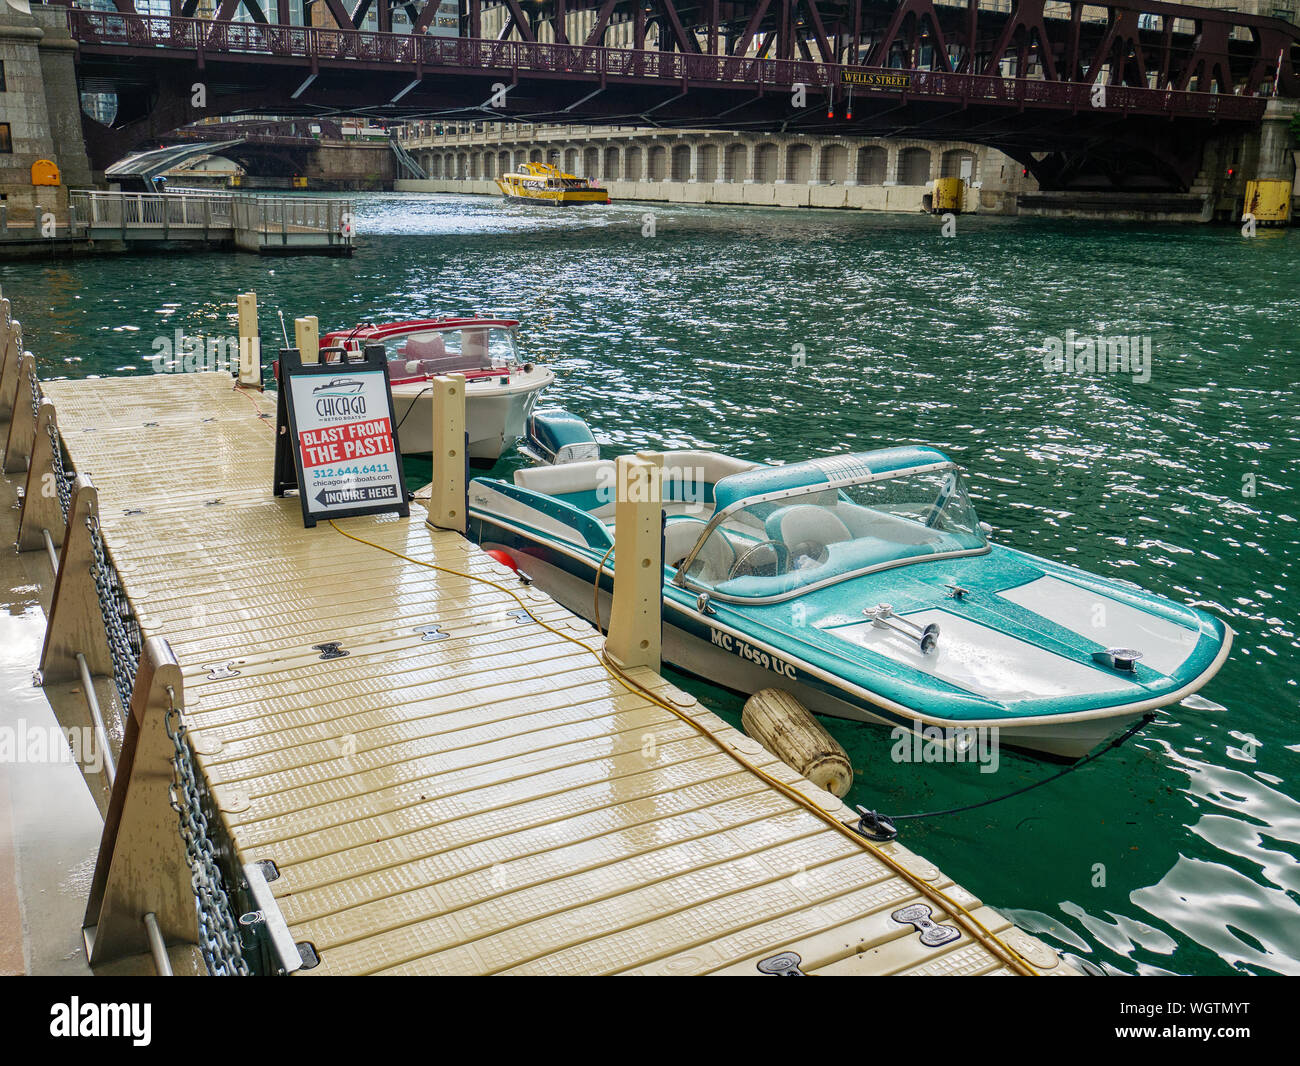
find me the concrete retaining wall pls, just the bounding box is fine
[393,177,962,214]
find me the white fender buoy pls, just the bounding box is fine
[741,688,853,798]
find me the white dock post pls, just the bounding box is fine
[294,315,319,364]
[236,292,261,388]
[604,454,662,672]
[427,373,466,533]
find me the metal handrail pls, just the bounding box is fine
[65,10,1277,120]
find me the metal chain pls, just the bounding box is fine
[164,695,250,977]
[27,357,39,418]
[84,513,143,714]
[44,416,72,520]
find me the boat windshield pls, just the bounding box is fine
[677,466,988,601]
[355,327,519,379]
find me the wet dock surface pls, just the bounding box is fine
[4,363,1069,975]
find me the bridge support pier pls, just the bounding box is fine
[0,4,92,231]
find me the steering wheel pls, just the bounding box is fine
[728,540,790,580]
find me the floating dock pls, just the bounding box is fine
[0,191,355,257]
[0,292,1075,976]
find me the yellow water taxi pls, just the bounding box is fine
[496,161,611,205]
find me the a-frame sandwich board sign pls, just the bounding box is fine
[273,343,410,528]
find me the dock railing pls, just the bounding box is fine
[62,190,353,255]
[230,194,353,251]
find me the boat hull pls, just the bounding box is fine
[392,366,553,461]
[469,512,1226,760]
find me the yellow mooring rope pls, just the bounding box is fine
[326,517,1041,976]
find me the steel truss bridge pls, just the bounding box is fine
[54,0,1300,189]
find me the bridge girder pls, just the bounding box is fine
[54,0,1300,95]
[55,0,1300,190]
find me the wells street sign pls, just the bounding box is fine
[839,69,913,90]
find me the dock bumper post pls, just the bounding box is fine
[427,373,467,533]
[236,291,262,388]
[17,397,69,558]
[82,637,202,973]
[294,315,319,364]
[3,351,38,473]
[40,475,115,687]
[604,454,663,671]
[0,318,19,421]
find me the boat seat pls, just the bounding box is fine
[514,460,616,520]
[664,517,709,570]
[403,335,447,360]
[683,527,737,586]
[833,502,942,546]
[767,505,853,560]
[656,451,763,506]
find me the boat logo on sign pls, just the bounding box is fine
[313,377,365,396]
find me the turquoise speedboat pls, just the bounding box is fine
[468,446,1232,759]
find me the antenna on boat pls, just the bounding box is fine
[277,309,290,348]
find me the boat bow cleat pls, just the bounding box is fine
[1093,647,1144,672]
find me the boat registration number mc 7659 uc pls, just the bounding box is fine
[710,628,798,679]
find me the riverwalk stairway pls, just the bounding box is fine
[0,290,1076,976]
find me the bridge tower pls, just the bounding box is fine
[0,1,91,228]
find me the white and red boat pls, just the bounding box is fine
[320,317,554,462]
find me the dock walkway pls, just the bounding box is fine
[57,190,354,256]
[1,304,1073,975]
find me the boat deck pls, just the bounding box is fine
[4,361,1073,975]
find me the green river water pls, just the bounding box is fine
[3,192,1298,976]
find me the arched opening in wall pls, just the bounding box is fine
[529,149,543,163]
[753,143,778,182]
[583,146,598,177]
[670,144,692,181]
[856,146,887,184]
[625,146,643,180]
[498,151,510,175]
[785,144,812,183]
[428,156,441,178]
[469,153,481,179]
[940,149,977,181]
[482,154,494,179]
[647,145,667,181]
[723,143,748,182]
[604,146,621,179]
[697,143,718,182]
[457,153,469,178]
[444,154,456,178]
[898,147,932,185]
[819,144,848,183]
[563,148,578,173]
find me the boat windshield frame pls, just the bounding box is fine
[352,323,522,371]
[671,459,991,604]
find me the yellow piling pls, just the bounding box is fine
[427,373,466,532]
[294,315,319,363]
[605,454,662,671]
[235,292,261,388]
